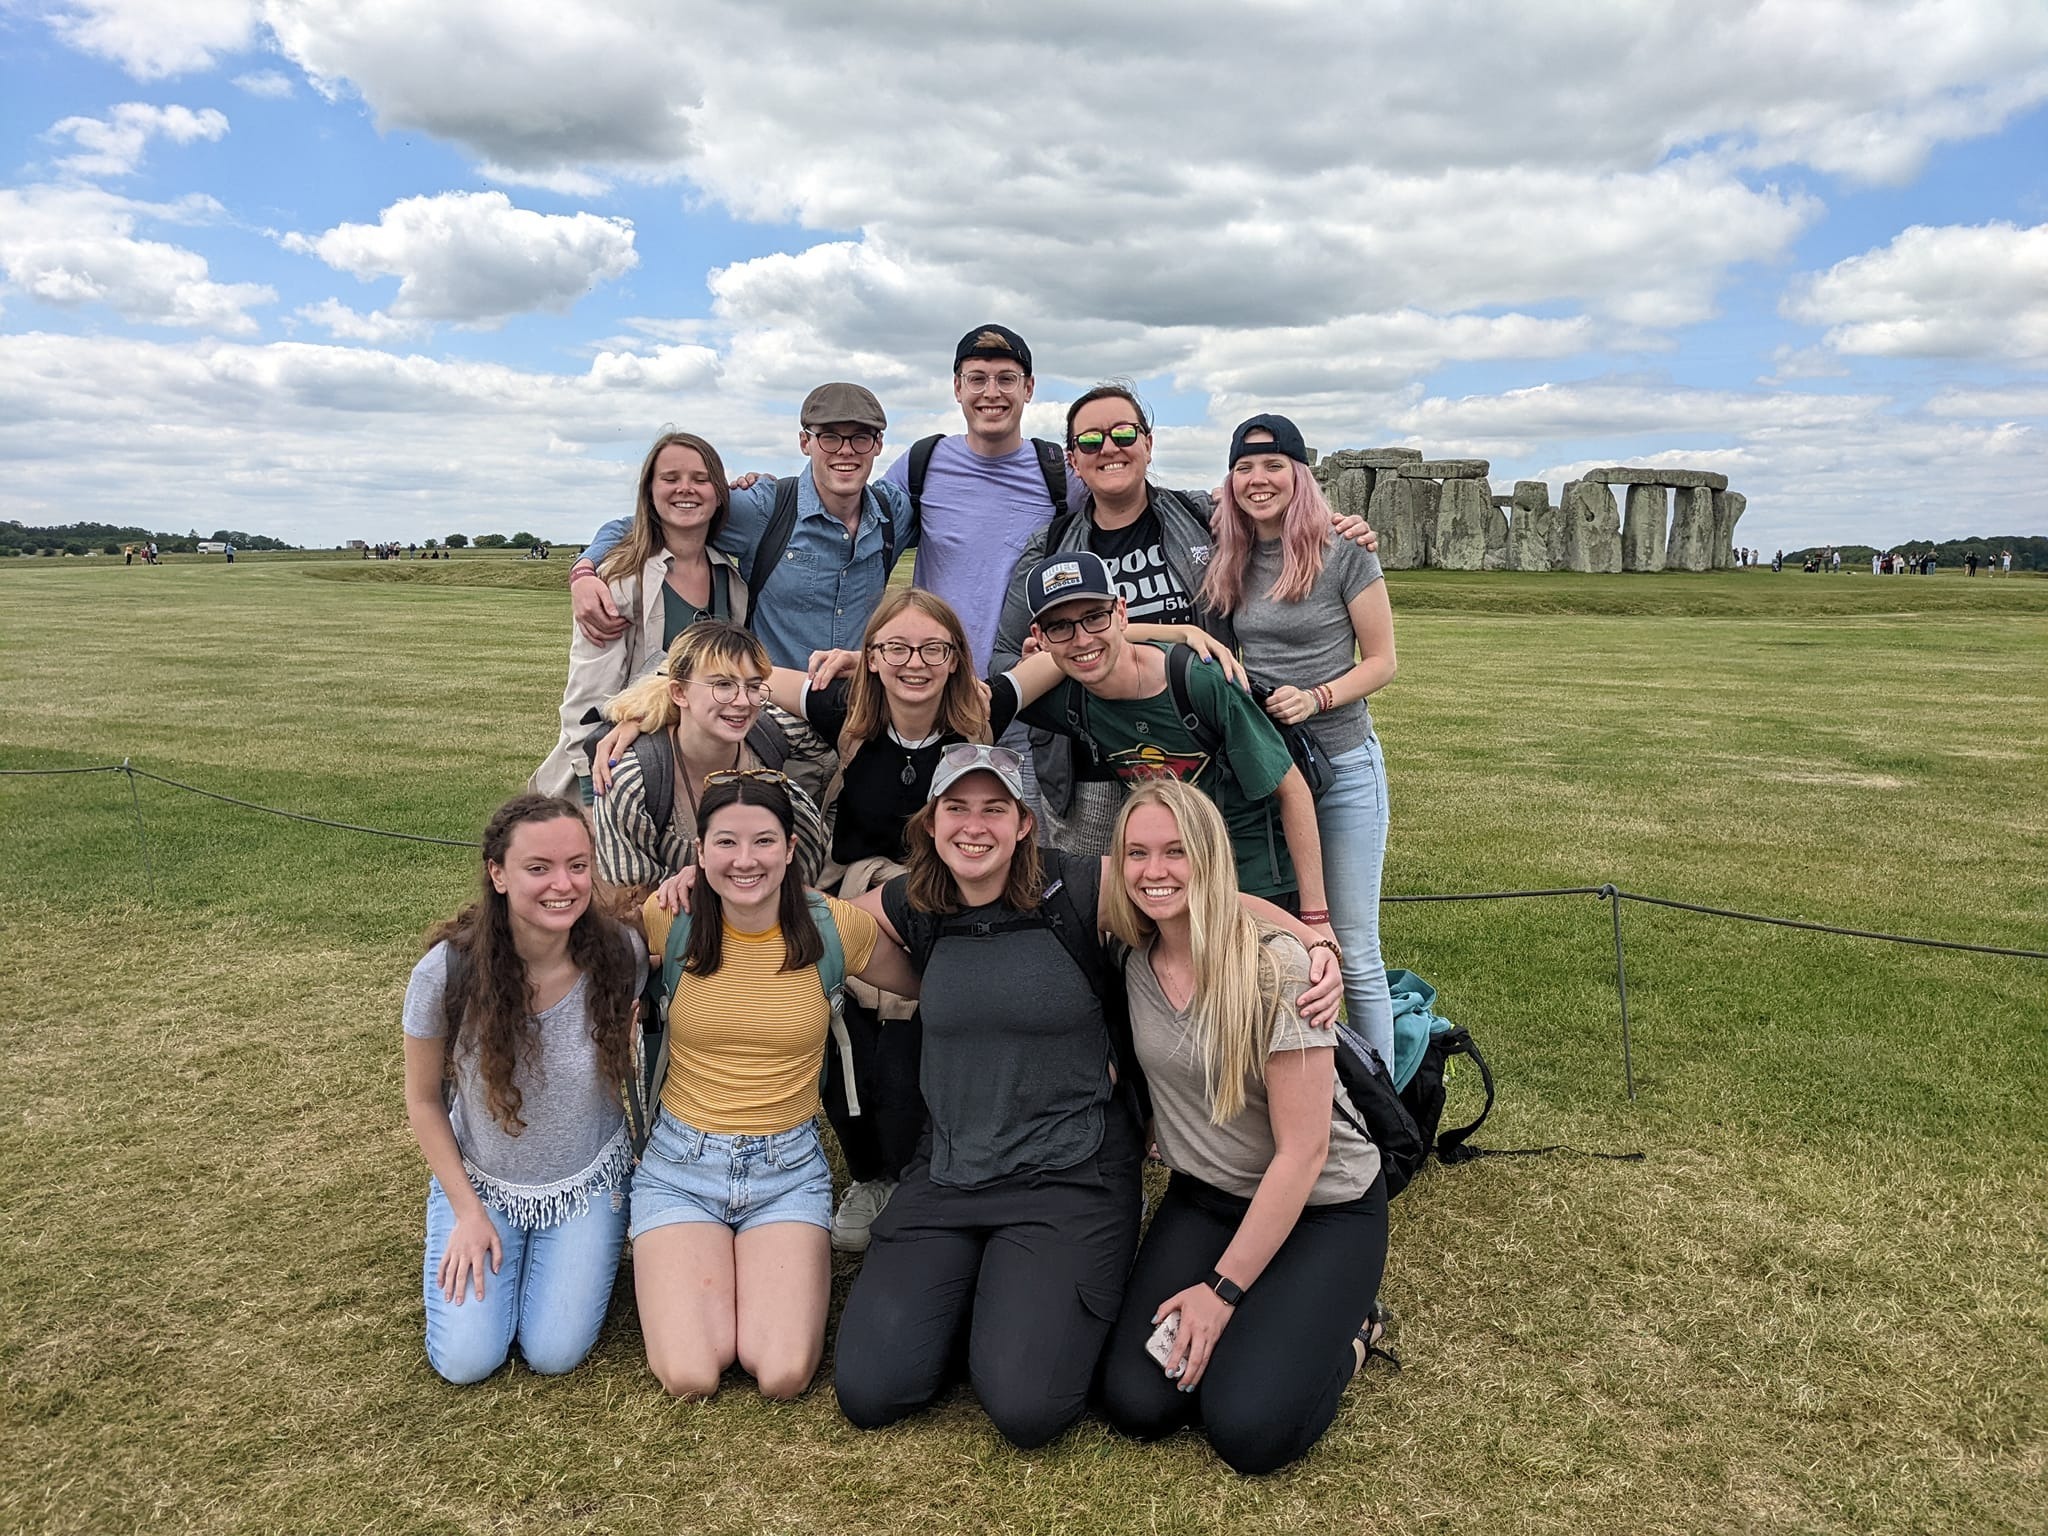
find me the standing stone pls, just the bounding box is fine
[1507,481,1551,570]
[1711,490,1745,568]
[1622,484,1669,571]
[1548,483,1572,570]
[1481,491,1509,570]
[1330,467,1374,527]
[1431,479,1491,569]
[1559,481,1621,573]
[1666,486,1716,571]
[1410,477,1442,566]
[1366,474,1421,569]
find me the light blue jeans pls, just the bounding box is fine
[422,1175,628,1384]
[1317,732,1394,1067]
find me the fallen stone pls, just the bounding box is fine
[1559,481,1621,573]
[1507,481,1551,570]
[1622,483,1668,572]
[1366,474,1422,569]
[1666,485,1715,571]
[1585,466,1729,491]
[1396,459,1491,480]
[1712,490,1746,569]
[1431,479,1491,569]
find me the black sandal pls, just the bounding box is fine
[1353,1298,1401,1373]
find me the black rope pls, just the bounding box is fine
[1609,889,2047,960]
[120,767,479,848]
[0,764,129,776]
[1384,885,1607,902]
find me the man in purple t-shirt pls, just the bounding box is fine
[881,324,1068,676]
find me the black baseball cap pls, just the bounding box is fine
[1024,550,1116,621]
[954,324,1033,377]
[1228,413,1310,470]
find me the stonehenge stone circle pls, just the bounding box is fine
[1560,481,1622,572]
[1302,445,1747,573]
[1622,483,1668,572]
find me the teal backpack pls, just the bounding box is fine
[626,891,847,1160]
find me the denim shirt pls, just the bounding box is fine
[581,469,916,669]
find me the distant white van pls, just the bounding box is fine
[197,541,227,554]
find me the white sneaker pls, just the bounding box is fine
[830,1178,896,1253]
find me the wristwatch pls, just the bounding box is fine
[1205,1269,1245,1307]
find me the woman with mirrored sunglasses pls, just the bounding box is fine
[832,750,1346,1451]
[590,620,828,897]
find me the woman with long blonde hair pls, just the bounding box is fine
[1096,778,1390,1476]
[534,430,748,799]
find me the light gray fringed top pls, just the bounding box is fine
[402,936,642,1229]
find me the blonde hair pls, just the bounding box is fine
[1103,779,1281,1123]
[603,619,768,732]
[599,431,730,582]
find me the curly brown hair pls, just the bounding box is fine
[425,793,640,1133]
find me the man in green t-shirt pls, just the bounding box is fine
[1015,551,1331,922]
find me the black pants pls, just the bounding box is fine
[820,999,925,1185]
[833,1109,1142,1449]
[1099,1169,1388,1476]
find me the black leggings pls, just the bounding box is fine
[820,999,925,1184]
[1098,1169,1388,1475]
[833,1111,1142,1449]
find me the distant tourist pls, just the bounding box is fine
[2001,549,2012,575]
[399,793,644,1384]
[1967,552,1979,577]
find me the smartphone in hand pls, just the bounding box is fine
[1144,1310,1180,1368]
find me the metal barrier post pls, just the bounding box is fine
[122,758,155,898]
[1601,885,1635,1100]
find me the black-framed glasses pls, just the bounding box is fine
[1071,424,1144,454]
[678,675,770,704]
[808,429,879,453]
[1037,605,1117,644]
[958,369,1025,393]
[870,639,957,666]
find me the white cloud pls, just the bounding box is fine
[282,191,638,328]
[0,186,273,333]
[294,298,423,342]
[232,70,294,98]
[1784,221,2048,362]
[46,102,229,178]
[45,0,259,79]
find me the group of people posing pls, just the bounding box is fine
[403,324,1402,1475]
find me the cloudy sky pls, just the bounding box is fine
[3,0,2046,551]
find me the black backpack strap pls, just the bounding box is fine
[747,477,804,614]
[632,730,676,839]
[1031,437,1068,514]
[710,560,732,622]
[745,712,789,771]
[1164,643,1225,760]
[876,486,899,572]
[1432,1027,1495,1164]
[906,434,943,520]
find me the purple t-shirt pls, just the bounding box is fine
[885,436,1062,675]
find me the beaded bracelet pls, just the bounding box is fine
[1307,937,1344,963]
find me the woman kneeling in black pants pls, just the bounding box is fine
[836,747,1342,1449]
[1098,778,1390,1476]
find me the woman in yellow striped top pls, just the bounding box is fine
[629,772,919,1401]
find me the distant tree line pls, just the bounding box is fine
[1790,534,2045,570]
[0,521,297,557]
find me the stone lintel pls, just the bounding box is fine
[1584,466,1729,491]
[1395,459,1490,480]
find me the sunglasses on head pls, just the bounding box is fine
[937,743,1023,775]
[702,767,789,789]
[1071,424,1144,455]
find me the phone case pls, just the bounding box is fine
[1144,1310,1180,1366]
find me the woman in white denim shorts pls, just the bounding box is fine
[629,771,919,1401]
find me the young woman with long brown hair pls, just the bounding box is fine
[399,793,645,1383]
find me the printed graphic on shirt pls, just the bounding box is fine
[1103,740,1210,782]
[1088,511,1195,627]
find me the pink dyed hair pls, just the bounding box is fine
[1201,457,1333,614]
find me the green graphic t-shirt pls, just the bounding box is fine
[1021,643,1299,896]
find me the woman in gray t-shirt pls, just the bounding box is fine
[1199,413,1399,1072]
[1096,779,1390,1477]
[400,793,644,1384]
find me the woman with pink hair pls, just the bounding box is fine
[1198,414,1398,1070]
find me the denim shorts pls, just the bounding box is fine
[629,1111,833,1239]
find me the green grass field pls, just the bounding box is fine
[3,557,2043,1536]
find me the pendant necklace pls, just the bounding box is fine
[887,722,945,786]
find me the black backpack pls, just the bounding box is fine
[1328,1021,1494,1200]
[749,478,900,635]
[906,434,1068,522]
[887,867,1150,1130]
